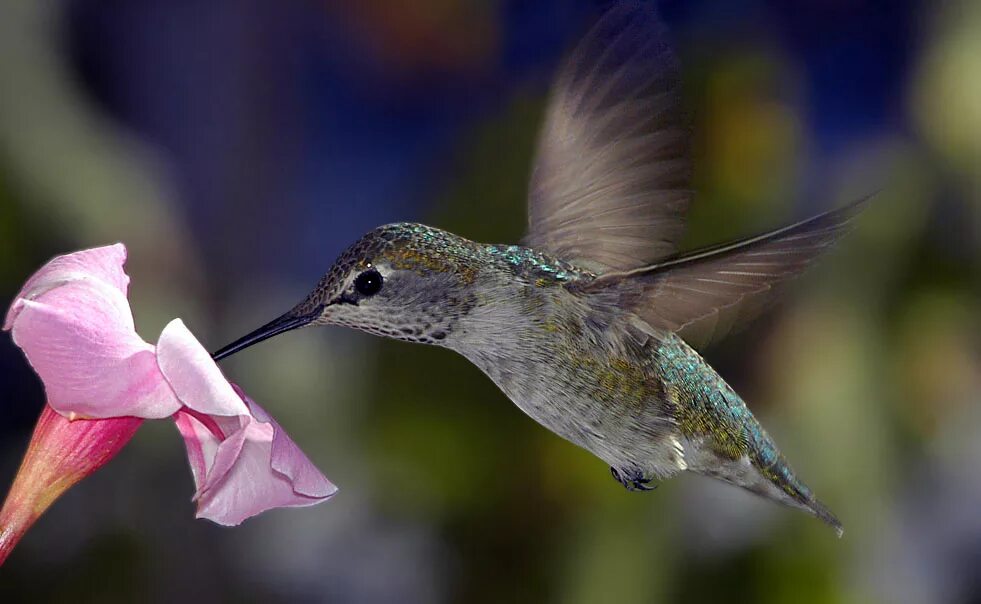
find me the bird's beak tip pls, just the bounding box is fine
[211,305,323,361]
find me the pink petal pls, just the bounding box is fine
[156,320,249,417]
[174,409,223,490]
[8,280,180,419]
[242,392,337,500]
[173,387,336,526]
[4,244,129,330]
[194,416,335,526]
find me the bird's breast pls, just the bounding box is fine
[454,310,671,465]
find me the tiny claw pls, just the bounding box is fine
[611,466,657,492]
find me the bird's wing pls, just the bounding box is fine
[581,198,869,347]
[525,2,692,273]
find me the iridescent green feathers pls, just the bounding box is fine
[656,335,843,535]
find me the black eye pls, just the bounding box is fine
[354,269,383,297]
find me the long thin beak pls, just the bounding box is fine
[211,305,323,361]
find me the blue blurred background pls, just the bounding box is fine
[1,0,980,602]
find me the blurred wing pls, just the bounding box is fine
[526,2,692,273]
[584,198,869,347]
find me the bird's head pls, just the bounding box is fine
[212,223,484,360]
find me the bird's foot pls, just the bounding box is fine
[610,466,657,492]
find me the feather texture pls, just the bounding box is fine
[582,197,870,346]
[526,2,692,273]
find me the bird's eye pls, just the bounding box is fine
[354,269,383,297]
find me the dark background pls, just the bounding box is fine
[1,0,979,602]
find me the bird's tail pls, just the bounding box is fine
[751,452,844,538]
[654,334,844,535]
[688,426,844,537]
[693,452,843,537]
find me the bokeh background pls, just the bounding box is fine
[1,0,979,602]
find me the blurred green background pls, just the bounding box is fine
[1,0,980,602]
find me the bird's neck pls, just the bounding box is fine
[432,246,597,368]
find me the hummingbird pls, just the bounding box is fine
[214,2,864,536]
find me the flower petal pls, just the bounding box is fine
[175,408,251,499]
[174,386,336,526]
[4,244,129,330]
[156,319,249,417]
[9,280,181,419]
[241,391,337,500]
[174,409,224,491]
[193,417,335,526]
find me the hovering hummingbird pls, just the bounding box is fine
[214,2,864,536]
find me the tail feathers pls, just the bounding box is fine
[802,495,844,538]
[691,450,844,537]
[752,457,844,538]
[744,421,844,536]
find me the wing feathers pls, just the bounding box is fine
[583,197,870,346]
[526,2,692,272]
[528,3,868,345]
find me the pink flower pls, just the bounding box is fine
[0,244,336,564]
